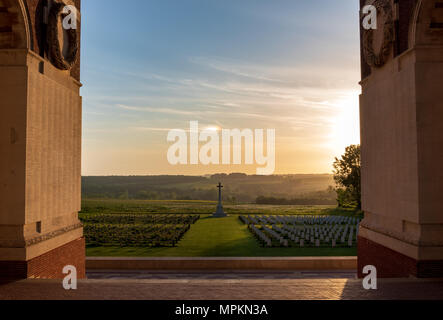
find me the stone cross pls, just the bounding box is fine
[213,182,227,218]
[217,182,223,203]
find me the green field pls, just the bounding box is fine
[82,199,361,257]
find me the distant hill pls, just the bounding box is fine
[82,174,336,204]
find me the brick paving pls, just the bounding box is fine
[0,271,442,300]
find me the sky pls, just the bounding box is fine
[80,0,361,176]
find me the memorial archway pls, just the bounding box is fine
[1,0,442,281]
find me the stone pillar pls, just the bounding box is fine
[358,0,443,278]
[0,0,84,280]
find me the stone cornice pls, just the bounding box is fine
[0,223,83,248]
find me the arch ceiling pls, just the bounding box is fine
[410,0,443,46]
[0,0,31,49]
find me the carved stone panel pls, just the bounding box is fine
[46,1,79,70]
[362,0,395,68]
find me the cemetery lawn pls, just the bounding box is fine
[83,200,360,257]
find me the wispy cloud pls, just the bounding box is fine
[131,127,175,132]
[190,56,283,82]
[116,104,196,116]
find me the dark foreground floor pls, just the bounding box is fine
[0,271,442,300]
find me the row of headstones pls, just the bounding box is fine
[247,215,360,226]
[248,225,272,247]
[255,223,353,248]
[273,227,354,247]
[250,224,294,248]
[249,216,360,240]
[245,215,360,240]
[247,220,297,247]
[239,215,249,224]
[261,225,289,247]
[282,224,359,239]
[241,215,359,247]
[262,222,358,247]
[276,223,359,244]
[246,215,259,225]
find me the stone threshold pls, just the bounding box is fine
[86,256,357,271]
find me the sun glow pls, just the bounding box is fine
[329,91,361,157]
[205,126,221,132]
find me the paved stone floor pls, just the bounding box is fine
[0,271,442,300]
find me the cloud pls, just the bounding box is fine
[130,126,177,132]
[116,104,196,116]
[190,56,282,82]
[189,56,359,90]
